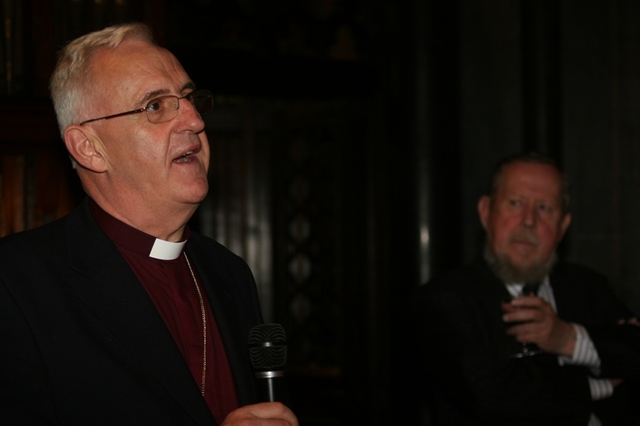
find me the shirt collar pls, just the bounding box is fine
[505,276,550,298]
[148,238,186,260]
[89,198,189,260]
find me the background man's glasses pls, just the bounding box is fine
[79,89,213,125]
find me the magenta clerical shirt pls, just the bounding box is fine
[89,199,238,424]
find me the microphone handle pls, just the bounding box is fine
[255,370,289,404]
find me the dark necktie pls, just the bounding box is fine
[521,282,540,296]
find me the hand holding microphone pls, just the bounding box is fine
[219,323,298,426]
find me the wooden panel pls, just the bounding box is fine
[0,154,25,236]
[0,149,80,237]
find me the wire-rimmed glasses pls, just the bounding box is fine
[79,89,213,125]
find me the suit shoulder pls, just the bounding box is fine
[187,232,251,270]
[551,261,607,283]
[0,199,91,256]
[188,232,240,257]
[428,260,490,285]
[0,217,66,255]
[417,262,486,298]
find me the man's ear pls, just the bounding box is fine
[63,125,108,173]
[477,195,491,230]
[558,212,572,240]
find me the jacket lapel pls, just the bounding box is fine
[548,268,589,323]
[185,236,258,406]
[63,201,215,425]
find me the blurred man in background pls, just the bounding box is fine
[414,151,640,425]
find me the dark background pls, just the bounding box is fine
[2,0,640,424]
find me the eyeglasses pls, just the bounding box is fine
[79,89,213,125]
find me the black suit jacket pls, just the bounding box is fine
[0,198,264,425]
[413,258,640,425]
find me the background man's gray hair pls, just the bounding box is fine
[486,151,571,214]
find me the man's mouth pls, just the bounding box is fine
[174,150,195,163]
[510,230,538,246]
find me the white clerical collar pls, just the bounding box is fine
[149,238,186,260]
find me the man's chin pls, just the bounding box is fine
[172,187,208,209]
[484,246,556,283]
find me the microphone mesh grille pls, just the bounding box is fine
[249,323,287,370]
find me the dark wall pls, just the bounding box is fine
[561,0,640,313]
[454,0,640,316]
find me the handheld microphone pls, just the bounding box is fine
[248,323,290,403]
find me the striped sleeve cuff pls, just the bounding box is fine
[588,377,614,400]
[558,324,613,402]
[558,323,600,371]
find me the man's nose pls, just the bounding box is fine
[521,204,537,227]
[177,97,206,132]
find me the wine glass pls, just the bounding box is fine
[506,283,542,358]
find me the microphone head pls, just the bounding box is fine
[249,323,287,371]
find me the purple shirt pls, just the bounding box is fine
[89,199,238,423]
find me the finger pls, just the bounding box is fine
[222,402,298,426]
[510,295,544,309]
[503,307,538,324]
[501,301,518,313]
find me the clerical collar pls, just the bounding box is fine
[149,238,186,260]
[88,198,190,260]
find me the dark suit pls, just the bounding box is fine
[0,198,264,425]
[413,258,640,425]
